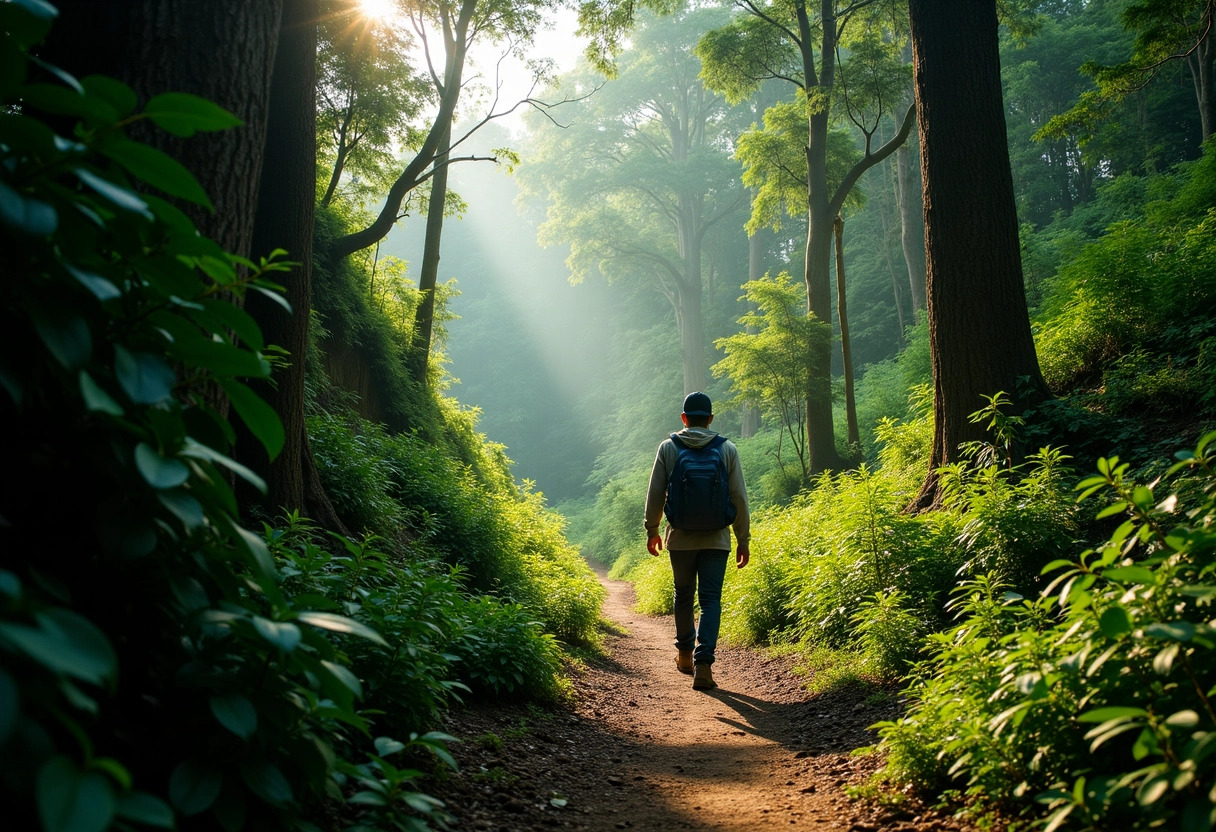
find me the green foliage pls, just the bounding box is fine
[0,9,456,830]
[713,271,832,485]
[1031,142,1216,419]
[876,431,1216,830]
[307,411,605,646]
[734,96,863,234]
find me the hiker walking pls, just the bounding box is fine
[645,392,751,690]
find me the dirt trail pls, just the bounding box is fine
[434,567,969,831]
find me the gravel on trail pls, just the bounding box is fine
[427,565,983,832]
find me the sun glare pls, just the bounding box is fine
[358,0,396,22]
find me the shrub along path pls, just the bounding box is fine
[432,566,981,831]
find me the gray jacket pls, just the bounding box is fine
[644,427,750,552]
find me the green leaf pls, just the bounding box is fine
[210,694,257,739]
[80,76,136,117]
[1145,622,1195,642]
[1099,606,1134,639]
[0,179,58,235]
[1102,565,1155,584]
[114,346,175,404]
[219,379,283,459]
[63,264,121,301]
[1166,710,1200,728]
[145,92,242,137]
[0,0,57,50]
[167,335,269,378]
[192,299,263,350]
[169,760,222,815]
[252,617,301,652]
[37,756,115,832]
[114,791,174,828]
[319,659,363,700]
[157,489,205,531]
[20,82,116,122]
[182,438,266,493]
[1077,706,1148,723]
[348,790,388,806]
[73,168,151,217]
[297,611,387,646]
[134,442,190,490]
[32,311,91,368]
[1131,485,1154,510]
[98,139,213,209]
[238,759,292,807]
[78,371,123,416]
[374,737,406,757]
[1138,774,1170,806]
[0,609,117,685]
[1096,500,1127,519]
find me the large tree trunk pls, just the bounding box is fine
[243,0,347,534]
[44,0,281,261]
[907,0,1048,511]
[408,122,452,384]
[796,0,842,474]
[834,215,859,449]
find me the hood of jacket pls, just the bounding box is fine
[672,427,720,449]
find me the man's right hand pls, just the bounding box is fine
[647,534,663,556]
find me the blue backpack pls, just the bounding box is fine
[664,433,737,531]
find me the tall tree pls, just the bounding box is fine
[403,0,546,382]
[698,0,915,472]
[524,6,745,394]
[907,0,1048,510]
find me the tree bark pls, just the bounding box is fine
[907,0,1048,512]
[408,121,452,384]
[43,0,282,261]
[834,215,859,449]
[241,0,346,534]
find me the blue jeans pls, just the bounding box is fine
[669,549,729,666]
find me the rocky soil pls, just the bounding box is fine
[426,568,982,831]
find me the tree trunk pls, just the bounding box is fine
[834,215,859,449]
[1188,10,1214,144]
[740,225,766,438]
[896,136,927,313]
[44,0,282,261]
[408,122,452,384]
[241,0,346,534]
[907,0,1048,512]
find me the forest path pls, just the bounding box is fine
[570,562,878,830]
[435,566,973,831]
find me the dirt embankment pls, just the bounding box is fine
[430,566,977,831]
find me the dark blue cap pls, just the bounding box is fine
[682,391,712,417]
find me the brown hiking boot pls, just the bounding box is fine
[675,649,694,674]
[692,663,717,690]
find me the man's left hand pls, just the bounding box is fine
[736,543,750,569]
[647,534,663,556]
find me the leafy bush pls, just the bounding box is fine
[0,8,451,829]
[876,432,1216,830]
[308,410,604,647]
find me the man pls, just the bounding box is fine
[645,391,751,691]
